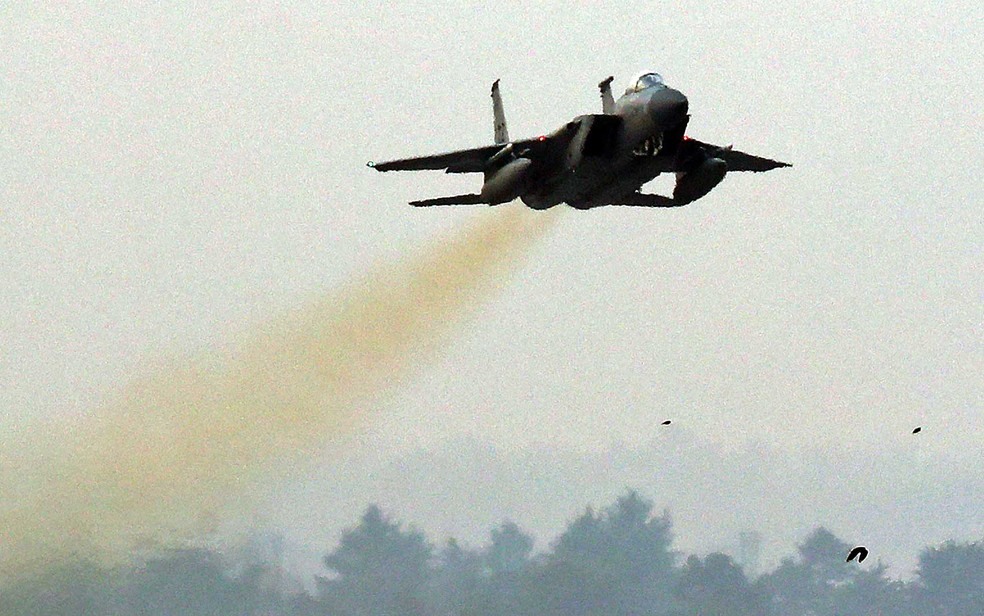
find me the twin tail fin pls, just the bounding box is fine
[491,79,509,145]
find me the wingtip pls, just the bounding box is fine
[492,78,501,92]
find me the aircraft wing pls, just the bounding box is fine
[683,139,791,172]
[369,138,544,174]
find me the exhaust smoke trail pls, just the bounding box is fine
[0,206,557,578]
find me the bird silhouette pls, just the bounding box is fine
[661,420,671,426]
[847,546,868,563]
[912,427,922,434]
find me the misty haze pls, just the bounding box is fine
[1,2,981,615]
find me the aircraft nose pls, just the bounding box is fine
[648,88,689,129]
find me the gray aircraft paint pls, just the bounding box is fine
[370,72,789,209]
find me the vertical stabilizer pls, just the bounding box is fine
[599,76,615,114]
[491,79,509,144]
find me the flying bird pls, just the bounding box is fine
[912,427,922,434]
[847,546,868,563]
[661,420,672,426]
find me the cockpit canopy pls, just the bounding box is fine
[626,72,667,94]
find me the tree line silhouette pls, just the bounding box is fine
[2,490,981,615]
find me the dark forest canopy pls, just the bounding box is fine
[2,491,982,616]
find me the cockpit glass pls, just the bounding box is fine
[630,72,666,93]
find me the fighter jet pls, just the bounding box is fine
[368,72,790,209]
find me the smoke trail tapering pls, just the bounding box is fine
[0,206,557,578]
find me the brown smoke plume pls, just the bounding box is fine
[0,206,557,578]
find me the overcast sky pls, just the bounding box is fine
[2,2,981,576]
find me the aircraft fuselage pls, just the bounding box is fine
[519,86,691,209]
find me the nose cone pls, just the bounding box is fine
[648,88,689,129]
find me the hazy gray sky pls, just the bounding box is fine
[2,1,981,577]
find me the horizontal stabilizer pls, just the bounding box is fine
[610,192,683,208]
[410,193,486,207]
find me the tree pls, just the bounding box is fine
[529,491,678,616]
[125,548,250,616]
[759,527,902,616]
[912,539,984,616]
[483,521,534,616]
[675,553,769,616]
[430,538,489,616]
[318,504,432,616]
[829,563,907,616]
[760,527,847,615]
[0,559,123,616]
[485,520,534,576]
[552,491,675,581]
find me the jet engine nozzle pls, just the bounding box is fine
[648,88,689,130]
[673,157,727,204]
[481,157,532,204]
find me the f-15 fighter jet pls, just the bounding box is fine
[368,72,790,209]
